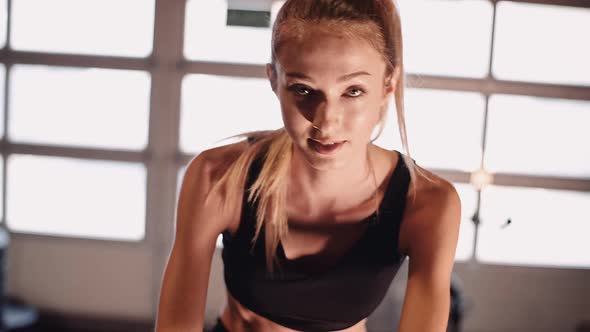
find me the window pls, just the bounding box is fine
[9,65,151,150]
[180,74,282,153]
[0,0,6,48]
[184,0,285,64]
[485,95,590,178]
[0,64,5,137]
[493,2,590,86]
[178,1,590,267]
[10,0,155,57]
[375,88,486,172]
[398,0,494,78]
[2,1,154,242]
[3,1,588,269]
[7,155,146,240]
[477,185,590,268]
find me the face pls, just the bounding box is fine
[267,27,397,171]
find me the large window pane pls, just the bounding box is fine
[493,2,590,86]
[375,88,485,172]
[9,65,150,150]
[0,0,6,48]
[485,95,590,178]
[454,183,476,261]
[477,185,590,269]
[184,0,283,64]
[10,0,155,57]
[399,0,493,78]
[180,74,282,153]
[0,64,5,138]
[7,155,146,241]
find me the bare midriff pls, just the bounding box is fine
[219,291,368,332]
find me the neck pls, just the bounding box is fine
[288,144,376,211]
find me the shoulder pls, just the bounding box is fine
[182,140,251,205]
[186,131,273,181]
[186,140,250,180]
[398,161,461,257]
[178,140,251,236]
[409,162,459,208]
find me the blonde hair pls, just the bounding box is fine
[208,0,434,273]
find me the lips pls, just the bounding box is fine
[308,138,346,154]
[312,139,343,145]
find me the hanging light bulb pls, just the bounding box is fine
[470,167,493,191]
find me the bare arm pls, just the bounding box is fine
[155,143,246,331]
[397,182,462,332]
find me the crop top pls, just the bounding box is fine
[221,149,412,332]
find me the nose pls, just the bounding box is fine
[312,99,341,135]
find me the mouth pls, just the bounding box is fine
[307,138,346,155]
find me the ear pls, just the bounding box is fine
[266,63,278,93]
[384,65,401,98]
[380,66,401,111]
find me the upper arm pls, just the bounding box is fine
[398,180,462,332]
[407,181,461,286]
[155,142,247,331]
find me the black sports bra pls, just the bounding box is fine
[221,148,412,331]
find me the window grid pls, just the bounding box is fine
[0,0,587,274]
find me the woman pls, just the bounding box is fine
[156,1,461,331]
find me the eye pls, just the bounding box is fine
[346,87,365,97]
[288,84,311,96]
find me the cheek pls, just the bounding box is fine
[279,102,308,136]
[278,93,311,126]
[346,115,379,141]
[345,102,382,133]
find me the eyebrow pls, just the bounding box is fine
[285,71,371,82]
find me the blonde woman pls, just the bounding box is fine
[156,1,461,331]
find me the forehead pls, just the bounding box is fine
[276,28,386,78]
